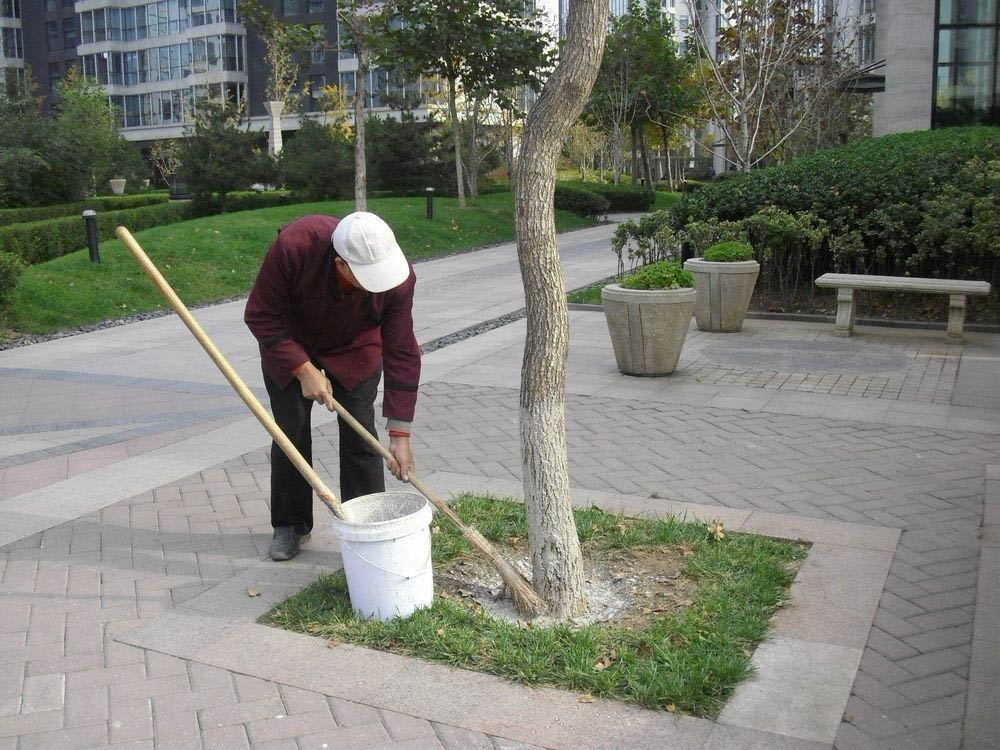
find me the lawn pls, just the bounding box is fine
[567,278,614,305]
[6,192,596,336]
[261,495,806,717]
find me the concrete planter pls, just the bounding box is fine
[601,284,696,376]
[108,179,126,195]
[684,258,759,332]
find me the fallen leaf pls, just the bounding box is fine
[326,639,339,648]
[679,542,695,556]
[578,693,596,703]
[708,519,726,541]
[431,526,440,535]
[457,588,473,598]
[666,703,676,713]
[246,588,261,597]
[593,655,612,671]
[517,620,530,630]
[436,628,446,636]
[306,623,324,634]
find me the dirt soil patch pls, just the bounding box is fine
[436,541,702,630]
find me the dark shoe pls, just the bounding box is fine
[270,526,309,561]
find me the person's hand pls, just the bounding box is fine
[387,435,414,482]
[294,362,334,410]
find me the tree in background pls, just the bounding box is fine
[177,100,268,210]
[240,0,325,155]
[586,0,697,186]
[515,0,609,618]
[0,68,144,206]
[337,1,394,211]
[383,0,553,207]
[563,121,604,180]
[688,0,858,171]
[278,118,353,200]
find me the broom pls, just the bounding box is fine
[116,226,548,617]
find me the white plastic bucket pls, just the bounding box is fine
[329,491,434,621]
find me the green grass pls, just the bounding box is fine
[261,494,807,717]
[652,190,682,211]
[6,192,596,336]
[567,277,614,305]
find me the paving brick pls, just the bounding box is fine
[0,709,63,738]
[379,709,437,741]
[903,625,973,654]
[885,721,963,749]
[894,647,970,679]
[245,710,338,744]
[276,685,328,715]
[295,723,394,749]
[16,722,107,750]
[891,693,967,732]
[844,696,907,740]
[328,697,381,728]
[893,671,966,703]
[20,673,65,713]
[833,722,887,750]
[232,674,280,703]
[199,699,285,729]
[153,708,201,750]
[201,725,249,750]
[188,663,235,692]
[490,739,547,750]
[65,685,108,727]
[109,696,153,744]
[151,687,237,716]
[432,723,495,750]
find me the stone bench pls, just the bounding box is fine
[815,273,991,341]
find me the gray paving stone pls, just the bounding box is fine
[245,710,338,744]
[895,647,969,678]
[892,671,966,703]
[294,723,395,749]
[890,693,966,731]
[109,696,153,744]
[201,724,249,750]
[328,698,382,728]
[432,722,495,750]
[20,673,65,713]
[379,709,437,742]
[199,699,285,729]
[15,722,107,750]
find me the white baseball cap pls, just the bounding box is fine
[331,212,409,293]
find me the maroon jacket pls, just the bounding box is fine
[244,215,420,428]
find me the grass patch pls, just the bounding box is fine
[261,494,806,717]
[567,277,614,305]
[6,192,595,336]
[652,190,682,211]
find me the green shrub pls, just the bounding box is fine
[554,185,610,217]
[190,190,293,217]
[703,240,753,262]
[0,201,191,264]
[560,180,655,211]
[366,114,455,196]
[611,211,678,275]
[0,194,169,226]
[620,259,693,290]
[279,118,353,201]
[0,251,24,313]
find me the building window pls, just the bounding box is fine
[63,17,76,49]
[308,0,324,12]
[63,0,73,8]
[49,62,61,92]
[0,0,20,20]
[310,23,325,63]
[46,0,58,13]
[1,26,22,58]
[858,24,875,64]
[934,0,999,126]
[338,20,355,59]
[47,20,61,52]
[283,0,298,17]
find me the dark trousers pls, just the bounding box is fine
[263,366,385,534]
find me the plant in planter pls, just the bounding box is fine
[601,260,696,376]
[683,240,759,332]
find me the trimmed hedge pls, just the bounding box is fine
[0,194,169,227]
[559,180,655,211]
[620,259,693,290]
[554,185,610,217]
[189,190,294,217]
[0,201,191,264]
[0,251,24,313]
[704,240,754,262]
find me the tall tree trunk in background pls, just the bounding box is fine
[514,0,609,620]
[447,76,467,208]
[354,42,369,212]
[629,123,639,186]
[467,97,480,197]
[639,126,653,188]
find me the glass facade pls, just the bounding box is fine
[80,33,244,85]
[1,26,22,58]
[0,0,19,20]
[935,0,1000,125]
[79,0,237,45]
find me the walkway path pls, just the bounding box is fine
[1,218,998,749]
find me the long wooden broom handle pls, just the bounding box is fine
[323,397,470,530]
[115,227,346,520]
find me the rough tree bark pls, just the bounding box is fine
[514,0,609,619]
[639,126,654,188]
[353,42,369,212]
[447,76,467,208]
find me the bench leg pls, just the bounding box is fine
[948,294,966,341]
[834,288,856,337]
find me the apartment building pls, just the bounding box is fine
[7,1,435,146]
[1,0,24,93]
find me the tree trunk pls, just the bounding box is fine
[660,125,671,187]
[639,125,653,189]
[447,77,466,208]
[467,98,480,198]
[354,44,369,212]
[629,123,638,186]
[514,0,608,620]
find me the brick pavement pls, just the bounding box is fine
[6,375,994,747]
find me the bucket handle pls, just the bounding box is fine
[340,541,432,581]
